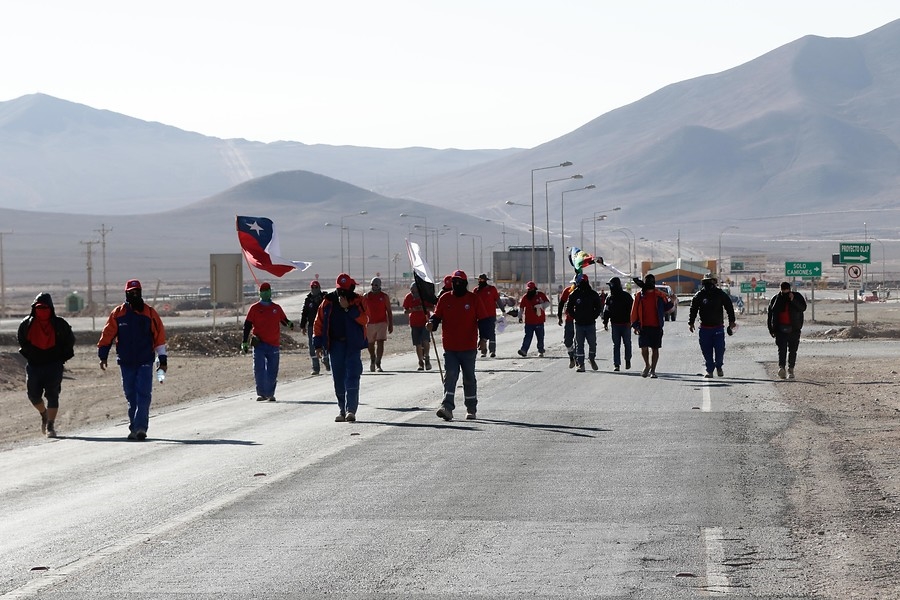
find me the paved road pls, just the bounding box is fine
[0,315,835,598]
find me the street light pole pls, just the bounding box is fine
[613,227,637,275]
[544,174,582,289]
[531,161,572,283]
[718,226,739,281]
[369,227,391,289]
[339,210,368,273]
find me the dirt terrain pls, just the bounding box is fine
[1,300,899,595]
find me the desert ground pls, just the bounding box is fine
[1,297,898,594]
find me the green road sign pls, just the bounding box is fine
[839,242,871,264]
[731,261,744,271]
[740,281,767,293]
[402,272,412,278]
[785,261,822,278]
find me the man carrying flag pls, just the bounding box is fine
[236,216,312,276]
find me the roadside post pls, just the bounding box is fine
[839,243,871,327]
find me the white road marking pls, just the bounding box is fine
[702,381,712,412]
[703,526,731,594]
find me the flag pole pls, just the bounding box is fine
[406,240,444,383]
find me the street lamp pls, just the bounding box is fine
[718,226,739,281]
[545,174,582,288]
[338,210,367,273]
[870,237,885,287]
[442,224,460,266]
[401,213,428,267]
[560,185,595,287]
[591,210,619,280]
[460,233,483,276]
[344,227,366,285]
[415,224,444,276]
[579,215,607,248]
[612,227,637,275]
[369,227,391,289]
[530,161,573,282]
[485,219,508,251]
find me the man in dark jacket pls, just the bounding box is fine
[601,277,633,372]
[17,293,75,438]
[767,281,807,380]
[314,273,368,422]
[299,280,329,375]
[688,273,737,378]
[565,274,603,372]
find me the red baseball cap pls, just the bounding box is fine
[125,279,141,291]
[310,280,321,288]
[336,273,356,290]
[259,282,271,292]
[526,281,537,290]
[451,270,467,281]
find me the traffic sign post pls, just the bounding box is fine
[847,264,863,326]
[785,261,822,278]
[839,243,871,264]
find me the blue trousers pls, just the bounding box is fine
[328,340,363,415]
[442,349,478,414]
[520,323,545,354]
[698,326,726,373]
[609,323,632,368]
[253,342,280,398]
[306,328,321,373]
[574,323,597,367]
[479,317,497,354]
[120,363,154,433]
[563,320,575,358]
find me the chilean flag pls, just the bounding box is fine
[236,216,312,277]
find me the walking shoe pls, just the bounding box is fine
[312,370,320,376]
[436,406,453,421]
[346,412,356,422]
[589,358,598,371]
[256,395,266,401]
[490,352,496,358]
[466,412,477,420]
[335,413,346,422]
[569,357,576,369]
[40,412,48,434]
[642,367,650,378]
[650,371,658,379]
[777,367,786,379]
[704,372,713,379]
[614,365,620,372]
[46,421,57,438]
[788,368,795,380]
[716,367,724,377]
[376,360,383,372]
[481,350,487,358]
[425,359,432,370]
[538,352,544,357]
[268,396,276,402]
[517,349,527,357]
[417,361,425,371]
[576,365,586,373]
[370,359,376,372]
[127,431,138,440]
[135,430,147,441]
[625,359,631,370]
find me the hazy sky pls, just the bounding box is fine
[2,1,897,149]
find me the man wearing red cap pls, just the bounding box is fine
[98,279,167,440]
[473,273,502,357]
[17,293,75,438]
[241,282,294,401]
[516,281,550,357]
[427,270,493,421]
[402,281,434,371]
[314,273,368,422]
[299,280,329,375]
[557,276,578,368]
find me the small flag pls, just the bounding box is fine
[236,216,312,277]
[569,247,597,274]
[406,239,438,306]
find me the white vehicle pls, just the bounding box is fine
[655,284,678,321]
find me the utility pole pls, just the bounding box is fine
[80,240,100,314]
[94,224,113,310]
[0,231,12,319]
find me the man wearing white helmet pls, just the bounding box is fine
[363,277,393,372]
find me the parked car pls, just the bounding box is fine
[655,284,678,321]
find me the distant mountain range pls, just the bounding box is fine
[0,94,522,214]
[1,19,899,292]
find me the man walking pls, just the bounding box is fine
[565,274,603,372]
[630,274,674,379]
[427,270,493,421]
[17,293,76,438]
[688,273,737,378]
[517,281,550,357]
[601,277,633,372]
[473,273,501,357]
[98,279,167,440]
[558,276,577,368]
[299,280,329,375]
[363,277,394,372]
[241,282,294,401]
[402,283,433,371]
[767,281,807,380]
[315,273,368,422]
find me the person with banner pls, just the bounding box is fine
[314,274,368,422]
[403,283,433,371]
[427,270,493,421]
